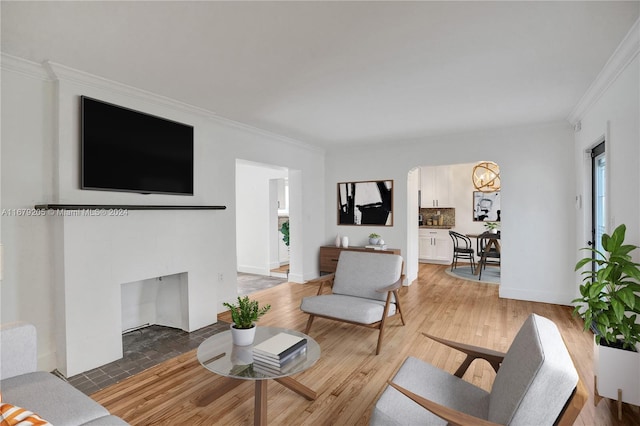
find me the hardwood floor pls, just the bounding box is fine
[92,264,639,425]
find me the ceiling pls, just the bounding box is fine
[2,1,638,147]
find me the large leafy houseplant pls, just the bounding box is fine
[223,296,271,329]
[572,224,640,351]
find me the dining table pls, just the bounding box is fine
[466,232,501,275]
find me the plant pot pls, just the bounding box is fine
[230,324,257,346]
[594,336,640,405]
[369,238,380,245]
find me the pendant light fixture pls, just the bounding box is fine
[472,161,500,192]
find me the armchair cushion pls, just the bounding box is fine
[300,294,396,325]
[371,357,490,425]
[332,251,403,302]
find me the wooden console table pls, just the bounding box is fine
[319,245,401,274]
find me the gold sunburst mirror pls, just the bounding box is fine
[472,161,500,192]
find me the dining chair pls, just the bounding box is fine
[477,231,500,280]
[448,231,475,274]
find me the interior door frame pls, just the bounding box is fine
[590,140,606,267]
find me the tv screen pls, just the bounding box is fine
[81,96,194,195]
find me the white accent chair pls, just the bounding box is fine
[300,250,405,355]
[370,314,587,425]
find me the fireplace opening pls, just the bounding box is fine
[121,272,189,334]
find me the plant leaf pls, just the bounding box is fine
[575,257,593,271]
[617,287,637,310]
[611,298,625,322]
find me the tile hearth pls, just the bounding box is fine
[67,272,286,395]
[67,322,229,395]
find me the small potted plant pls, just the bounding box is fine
[484,222,500,234]
[369,233,381,245]
[223,296,271,346]
[572,224,640,406]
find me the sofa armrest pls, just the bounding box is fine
[1,322,37,380]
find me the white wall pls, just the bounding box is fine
[1,55,326,373]
[405,168,420,283]
[325,121,577,304]
[1,62,57,368]
[573,54,640,270]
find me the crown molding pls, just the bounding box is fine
[1,53,322,154]
[567,18,640,124]
[42,60,324,154]
[1,53,50,80]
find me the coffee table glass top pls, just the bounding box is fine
[197,326,321,380]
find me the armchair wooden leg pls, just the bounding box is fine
[376,328,385,356]
[393,290,406,326]
[305,315,315,334]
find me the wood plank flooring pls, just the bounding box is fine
[91,264,639,425]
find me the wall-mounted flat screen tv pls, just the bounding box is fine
[81,96,194,195]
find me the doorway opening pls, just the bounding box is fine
[235,160,292,294]
[407,161,502,285]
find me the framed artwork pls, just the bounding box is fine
[473,191,501,222]
[338,180,393,226]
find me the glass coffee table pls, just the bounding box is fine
[197,326,320,425]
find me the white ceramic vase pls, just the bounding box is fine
[341,236,349,248]
[230,324,256,346]
[335,235,341,247]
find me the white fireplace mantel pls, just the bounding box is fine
[54,210,218,377]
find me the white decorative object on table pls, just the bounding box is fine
[335,235,341,247]
[230,324,257,346]
[341,236,349,248]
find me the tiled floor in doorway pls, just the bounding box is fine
[237,272,288,296]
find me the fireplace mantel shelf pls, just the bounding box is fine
[35,204,226,210]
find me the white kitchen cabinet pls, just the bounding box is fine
[419,229,453,264]
[277,178,289,214]
[420,166,452,207]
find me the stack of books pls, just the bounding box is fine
[365,244,388,250]
[252,332,307,375]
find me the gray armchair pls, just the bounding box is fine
[371,314,587,425]
[300,250,405,355]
